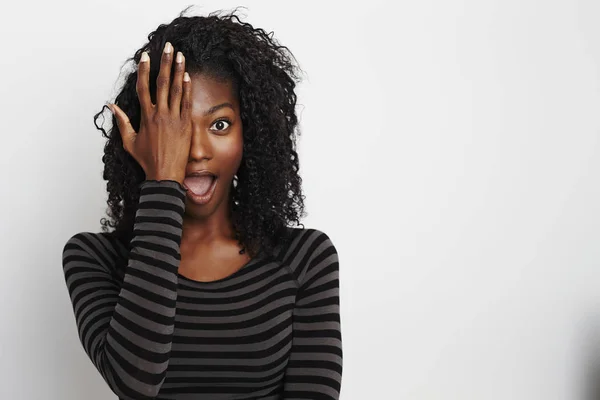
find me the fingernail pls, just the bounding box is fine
[164,42,172,53]
[176,51,183,63]
[140,52,149,62]
[107,104,114,114]
[184,72,190,82]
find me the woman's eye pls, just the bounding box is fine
[211,119,231,132]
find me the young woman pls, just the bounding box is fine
[61,7,342,400]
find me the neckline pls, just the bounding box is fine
[176,249,267,287]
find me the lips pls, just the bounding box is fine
[185,170,216,178]
[183,176,218,205]
[182,169,219,204]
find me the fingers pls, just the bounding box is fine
[170,51,185,115]
[108,103,136,153]
[181,72,192,121]
[156,42,174,112]
[136,51,152,116]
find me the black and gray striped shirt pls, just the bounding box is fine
[61,180,342,399]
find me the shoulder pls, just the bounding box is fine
[279,226,336,254]
[62,231,123,256]
[62,231,127,279]
[277,226,338,286]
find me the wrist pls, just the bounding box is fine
[146,174,184,184]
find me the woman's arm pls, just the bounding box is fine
[282,231,343,399]
[61,180,186,399]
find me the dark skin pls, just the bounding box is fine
[178,72,251,282]
[111,43,251,282]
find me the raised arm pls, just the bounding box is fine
[62,40,193,398]
[62,180,186,398]
[282,231,343,399]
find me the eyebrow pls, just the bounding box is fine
[204,102,235,116]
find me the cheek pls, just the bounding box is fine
[215,132,244,173]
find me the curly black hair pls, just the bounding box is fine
[93,6,307,259]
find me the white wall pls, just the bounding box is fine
[1,0,599,399]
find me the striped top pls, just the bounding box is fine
[61,180,342,399]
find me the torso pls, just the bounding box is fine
[74,226,338,399]
[178,238,253,282]
[164,250,296,399]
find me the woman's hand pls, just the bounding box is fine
[109,42,192,185]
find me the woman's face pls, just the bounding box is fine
[182,72,243,220]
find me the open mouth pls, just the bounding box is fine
[183,175,215,196]
[183,175,217,204]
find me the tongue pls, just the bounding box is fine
[184,176,214,196]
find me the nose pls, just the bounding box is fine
[188,125,213,161]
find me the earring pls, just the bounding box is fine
[232,174,240,206]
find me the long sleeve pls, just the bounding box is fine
[282,231,343,399]
[61,180,187,399]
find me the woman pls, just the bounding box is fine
[61,7,342,400]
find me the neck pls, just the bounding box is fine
[182,197,237,245]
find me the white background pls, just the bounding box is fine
[1,1,599,399]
